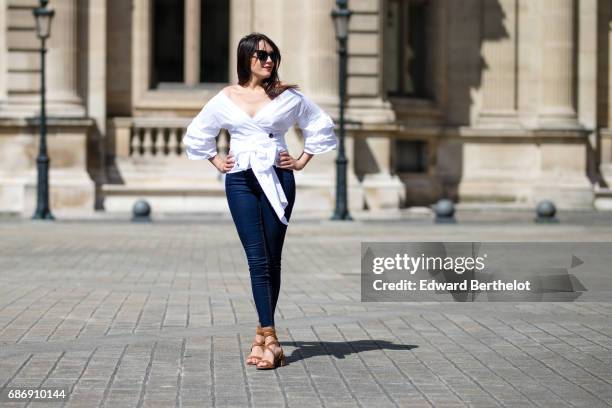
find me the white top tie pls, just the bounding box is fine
[229,133,289,225]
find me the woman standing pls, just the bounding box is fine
[183,33,337,369]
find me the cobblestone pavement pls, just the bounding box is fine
[0,213,611,407]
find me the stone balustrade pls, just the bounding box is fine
[109,117,229,159]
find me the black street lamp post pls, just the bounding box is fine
[330,0,353,221]
[32,0,55,220]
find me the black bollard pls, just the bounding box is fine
[534,200,559,223]
[434,199,456,224]
[132,199,152,223]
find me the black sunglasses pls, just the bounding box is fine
[253,50,277,64]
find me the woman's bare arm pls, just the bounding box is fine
[278,151,312,171]
[209,153,235,173]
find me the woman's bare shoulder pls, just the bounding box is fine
[222,85,238,96]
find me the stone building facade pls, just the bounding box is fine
[0,0,610,216]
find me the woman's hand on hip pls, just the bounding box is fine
[210,153,235,173]
[278,150,304,171]
[222,153,236,173]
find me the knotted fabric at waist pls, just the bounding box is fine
[229,133,289,225]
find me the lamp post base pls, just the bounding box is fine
[33,154,54,220]
[330,211,353,221]
[32,210,55,220]
[331,155,352,221]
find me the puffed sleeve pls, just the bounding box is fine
[297,93,338,155]
[183,96,221,160]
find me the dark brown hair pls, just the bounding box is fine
[236,32,299,98]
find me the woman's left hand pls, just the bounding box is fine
[278,150,304,170]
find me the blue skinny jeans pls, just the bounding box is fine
[225,166,295,327]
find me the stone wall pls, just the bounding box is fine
[0,0,610,215]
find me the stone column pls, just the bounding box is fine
[228,0,253,85]
[537,0,579,128]
[531,0,592,209]
[82,0,106,133]
[253,0,282,39]
[0,0,6,104]
[516,0,537,126]
[306,0,337,104]
[46,0,84,114]
[278,0,306,85]
[296,0,338,171]
[577,0,597,129]
[184,0,201,86]
[594,0,612,209]
[477,0,519,127]
[83,0,107,210]
[606,0,612,128]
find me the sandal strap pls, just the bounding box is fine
[265,343,279,353]
[251,325,266,348]
[261,328,279,344]
[248,342,264,361]
[260,327,277,337]
[257,345,284,369]
[268,345,284,360]
[265,338,279,348]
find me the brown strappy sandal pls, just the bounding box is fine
[256,327,286,370]
[246,325,265,365]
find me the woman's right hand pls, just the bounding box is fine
[219,153,235,173]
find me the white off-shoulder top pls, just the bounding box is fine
[183,87,338,225]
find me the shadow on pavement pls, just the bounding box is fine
[280,340,418,364]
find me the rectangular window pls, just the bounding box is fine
[200,0,229,83]
[152,0,185,86]
[151,0,229,89]
[384,0,429,98]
